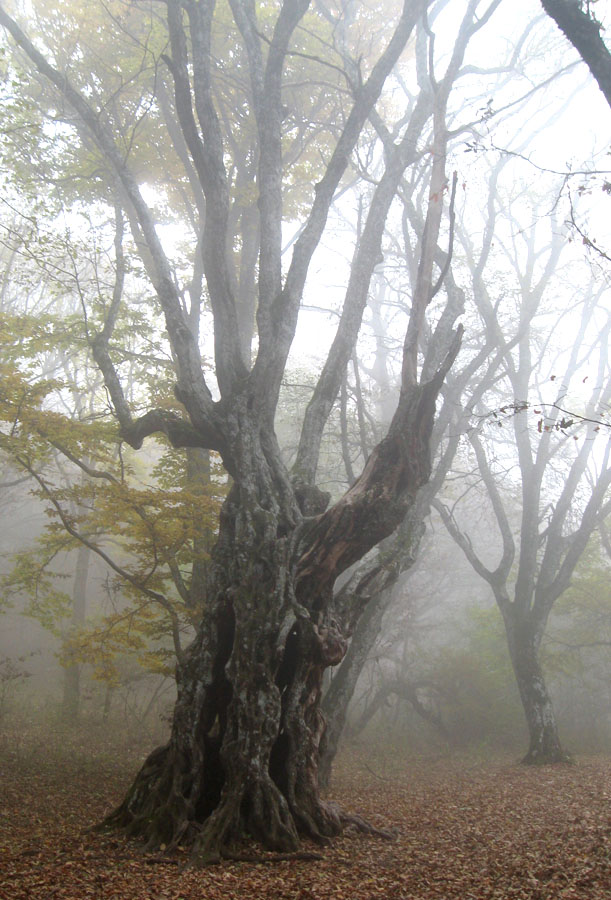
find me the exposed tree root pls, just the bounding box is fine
[338,810,398,840]
[101,757,396,865]
[220,850,325,863]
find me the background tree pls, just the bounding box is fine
[318,10,589,777]
[434,172,611,763]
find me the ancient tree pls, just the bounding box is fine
[0,0,503,861]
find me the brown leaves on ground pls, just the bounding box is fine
[1,725,610,900]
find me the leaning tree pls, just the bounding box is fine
[0,0,506,862]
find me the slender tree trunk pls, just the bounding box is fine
[62,663,81,724]
[102,684,114,722]
[320,499,428,787]
[504,615,570,764]
[62,543,90,722]
[319,588,393,790]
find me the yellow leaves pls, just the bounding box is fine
[2,549,73,634]
[88,468,220,569]
[2,399,222,682]
[59,600,184,684]
[0,315,111,470]
[0,363,59,408]
[1,311,86,358]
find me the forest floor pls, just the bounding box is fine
[1,720,610,899]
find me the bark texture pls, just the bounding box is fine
[504,616,570,765]
[541,0,611,108]
[103,370,452,862]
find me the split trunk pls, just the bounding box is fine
[104,381,443,862]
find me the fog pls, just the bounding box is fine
[0,0,610,876]
[2,444,609,759]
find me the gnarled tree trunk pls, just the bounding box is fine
[103,377,449,862]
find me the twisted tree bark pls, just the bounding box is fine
[103,372,454,861]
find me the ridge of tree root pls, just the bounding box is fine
[339,811,398,840]
[219,850,325,863]
[156,809,396,867]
